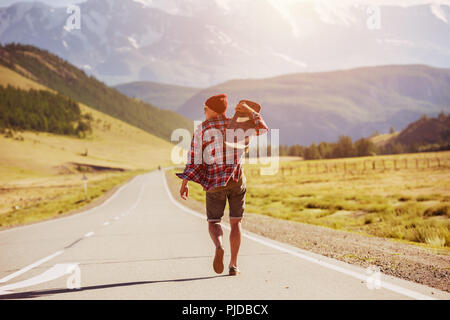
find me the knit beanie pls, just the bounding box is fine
[205,94,227,114]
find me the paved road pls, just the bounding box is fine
[0,170,448,300]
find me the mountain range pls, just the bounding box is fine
[176,64,450,145]
[114,81,200,111]
[0,0,449,87]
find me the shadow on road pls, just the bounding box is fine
[0,275,230,300]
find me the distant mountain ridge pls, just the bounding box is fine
[114,81,201,111]
[177,64,450,145]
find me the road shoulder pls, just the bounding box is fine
[165,170,450,293]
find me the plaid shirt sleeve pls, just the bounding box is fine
[176,127,205,185]
[249,111,269,135]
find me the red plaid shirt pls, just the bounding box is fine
[176,112,268,191]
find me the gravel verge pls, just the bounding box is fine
[166,171,450,293]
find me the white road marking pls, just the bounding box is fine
[161,171,436,300]
[0,250,64,284]
[0,178,149,293]
[0,174,142,234]
[127,182,147,214]
[0,263,79,295]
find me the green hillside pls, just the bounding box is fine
[115,81,201,111]
[0,43,192,141]
[387,112,450,152]
[0,63,176,228]
[0,85,92,137]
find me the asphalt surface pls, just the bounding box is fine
[0,170,448,300]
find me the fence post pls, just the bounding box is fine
[394,159,397,170]
[437,158,440,168]
[372,161,376,170]
[415,158,418,169]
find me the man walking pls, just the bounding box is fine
[176,94,268,276]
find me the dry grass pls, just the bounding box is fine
[172,151,450,248]
[0,65,50,92]
[0,170,145,228]
[0,65,174,228]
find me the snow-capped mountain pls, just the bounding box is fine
[0,0,449,87]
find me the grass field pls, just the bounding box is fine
[171,152,450,248]
[0,170,145,228]
[0,65,174,228]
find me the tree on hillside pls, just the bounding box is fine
[332,135,355,158]
[318,141,333,159]
[304,143,321,160]
[354,137,376,156]
[288,144,304,157]
[0,85,90,137]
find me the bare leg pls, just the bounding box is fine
[209,221,225,273]
[208,221,223,249]
[229,218,242,268]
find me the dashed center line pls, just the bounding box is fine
[0,175,149,295]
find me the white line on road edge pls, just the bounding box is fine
[0,174,142,234]
[0,250,64,284]
[0,176,150,292]
[161,171,436,300]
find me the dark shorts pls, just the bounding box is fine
[206,175,246,222]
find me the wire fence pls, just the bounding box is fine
[248,157,447,177]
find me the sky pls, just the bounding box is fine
[1,0,450,8]
[0,0,83,6]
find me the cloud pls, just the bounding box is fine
[430,4,448,23]
[313,1,358,26]
[267,0,301,37]
[272,52,307,68]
